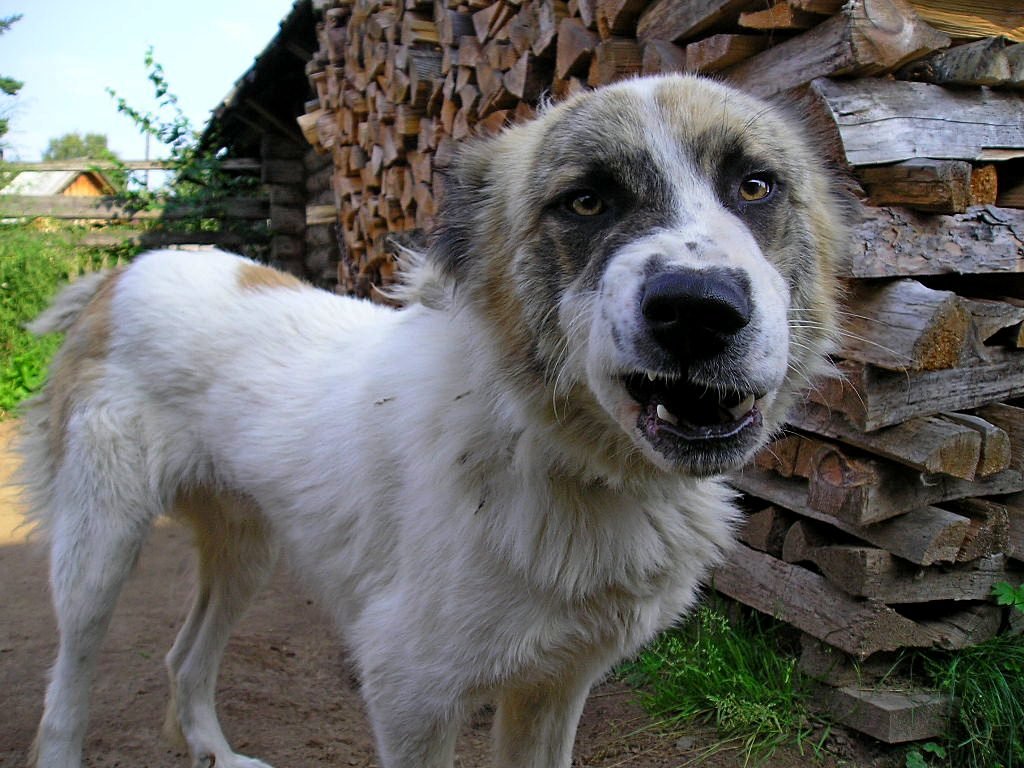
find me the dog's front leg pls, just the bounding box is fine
[492,675,594,768]
[364,696,461,768]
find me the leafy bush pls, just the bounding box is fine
[0,224,110,416]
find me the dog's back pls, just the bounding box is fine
[20,249,402,768]
[20,249,390,514]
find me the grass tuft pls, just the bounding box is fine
[921,632,1024,768]
[620,595,816,763]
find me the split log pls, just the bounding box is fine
[737,2,822,31]
[504,52,552,101]
[811,356,1024,430]
[641,39,687,74]
[732,468,976,566]
[533,0,568,57]
[738,505,793,556]
[595,0,647,37]
[636,0,756,45]
[306,204,337,225]
[857,160,995,214]
[788,399,984,481]
[906,0,1024,44]
[812,686,950,744]
[896,36,1019,87]
[713,543,1001,659]
[943,498,1009,564]
[961,297,1024,350]
[782,521,1013,602]
[756,434,1021,525]
[438,9,476,46]
[805,77,1024,166]
[839,278,970,371]
[941,412,1011,477]
[726,0,950,99]
[685,34,767,73]
[556,17,600,78]
[587,38,643,84]
[973,403,1024,472]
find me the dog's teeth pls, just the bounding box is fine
[727,394,756,421]
[656,404,679,426]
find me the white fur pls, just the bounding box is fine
[22,247,740,768]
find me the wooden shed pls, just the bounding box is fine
[0,169,115,197]
[200,0,343,285]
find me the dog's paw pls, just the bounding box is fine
[194,753,276,768]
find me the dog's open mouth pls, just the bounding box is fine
[623,371,763,443]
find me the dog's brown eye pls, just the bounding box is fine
[739,175,772,202]
[569,193,606,217]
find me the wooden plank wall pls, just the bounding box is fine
[298,0,1024,741]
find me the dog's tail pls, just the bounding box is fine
[12,269,120,541]
[26,269,114,336]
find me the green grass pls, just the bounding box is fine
[918,632,1024,768]
[620,595,818,763]
[620,588,1024,768]
[0,222,116,417]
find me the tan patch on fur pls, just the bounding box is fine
[47,270,123,464]
[236,262,304,293]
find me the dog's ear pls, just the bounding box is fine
[427,139,496,281]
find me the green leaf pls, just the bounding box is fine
[991,581,1024,609]
[921,741,947,759]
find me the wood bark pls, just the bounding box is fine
[847,206,1024,279]
[726,0,950,99]
[805,77,1024,166]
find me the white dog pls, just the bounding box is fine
[21,74,847,768]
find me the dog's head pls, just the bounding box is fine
[427,74,849,477]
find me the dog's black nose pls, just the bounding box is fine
[641,268,752,361]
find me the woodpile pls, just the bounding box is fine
[298,0,1024,742]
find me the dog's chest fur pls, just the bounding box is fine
[102,251,736,689]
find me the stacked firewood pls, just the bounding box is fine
[299,0,1024,741]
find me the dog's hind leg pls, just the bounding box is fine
[164,490,279,768]
[30,425,163,768]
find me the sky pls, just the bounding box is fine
[0,0,295,161]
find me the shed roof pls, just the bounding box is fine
[200,0,316,157]
[1,169,115,196]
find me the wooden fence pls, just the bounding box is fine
[0,160,269,250]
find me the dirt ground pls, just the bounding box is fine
[0,420,898,768]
